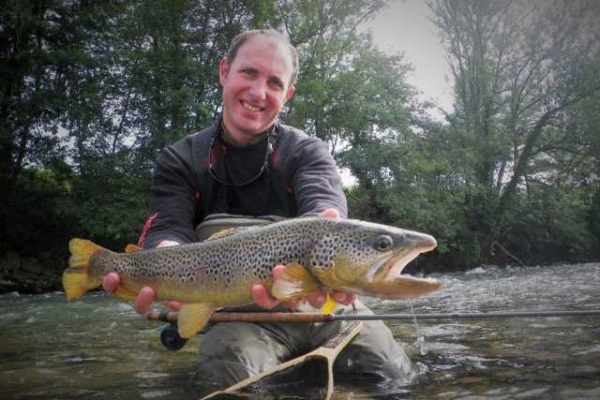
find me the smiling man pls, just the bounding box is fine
[102,29,413,393]
[219,32,296,145]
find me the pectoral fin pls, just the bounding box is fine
[271,263,321,301]
[178,303,215,339]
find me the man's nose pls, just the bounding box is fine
[248,79,267,100]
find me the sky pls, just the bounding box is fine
[363,0,454,113]
[340,0,454,186]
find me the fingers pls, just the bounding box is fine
[272,264,286,280]
[102,273,156,315]
[318,208,340,219]
[252,284,280,309]
[163,300,183,311]
[102,272,120,293]
[332,290,356,305]
[305,290,355,308]
[157,240,180,248]
[253,265,301,309]
[134,286,156,314]
[305,291,326,308]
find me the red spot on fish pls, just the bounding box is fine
[285,186,293,195]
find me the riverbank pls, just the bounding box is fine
[0,251,62,294]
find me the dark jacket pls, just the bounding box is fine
[139,119,347,248]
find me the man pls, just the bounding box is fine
[103,29,413,391]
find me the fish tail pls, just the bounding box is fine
[62,239,105,300]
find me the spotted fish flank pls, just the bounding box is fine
[62,217,441,338]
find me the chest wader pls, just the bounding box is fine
[181,125,412,389]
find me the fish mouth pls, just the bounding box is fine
[362,233,441,299]
[370,233,437,283]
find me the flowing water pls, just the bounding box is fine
[1,263,599,400]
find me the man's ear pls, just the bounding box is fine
[285,85,295,101]
[219,58,230,86]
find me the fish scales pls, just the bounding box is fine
[63,217,441,338]
[84,219,314,303]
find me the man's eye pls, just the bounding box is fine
[269,80,284,90]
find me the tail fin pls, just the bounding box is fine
[62,239,105,300]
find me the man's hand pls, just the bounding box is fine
[251,208,357,310]
[102,239,181,314]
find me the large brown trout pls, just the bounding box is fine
[63,217,440,338]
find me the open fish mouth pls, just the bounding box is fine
[371,232,437,283]
[371,248,423,283]
[362,233,441,299]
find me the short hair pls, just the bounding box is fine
[226,29,299,86]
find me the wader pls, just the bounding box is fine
[192,215,415,391]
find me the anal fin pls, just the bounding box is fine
[178,303,215,339]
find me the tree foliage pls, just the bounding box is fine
[426,0,600,265]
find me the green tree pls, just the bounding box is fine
[430,0,600,263]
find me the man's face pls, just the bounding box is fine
[219,36,295,144]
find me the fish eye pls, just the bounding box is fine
[375,235,393,252]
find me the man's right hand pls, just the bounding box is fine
[102,239,181,315]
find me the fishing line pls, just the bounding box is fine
[408,302,426,355]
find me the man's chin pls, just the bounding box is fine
[235,118,272,135]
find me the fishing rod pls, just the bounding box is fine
[147,309,600,324]
[147,309,600,351]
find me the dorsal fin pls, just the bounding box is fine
[124,244,142,253]
[205,227,248,241]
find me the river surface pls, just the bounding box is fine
[1,263,599,400]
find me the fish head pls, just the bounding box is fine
[309,219,441,299]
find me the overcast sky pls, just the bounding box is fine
[363,0,454,113]
[339,1,454,185]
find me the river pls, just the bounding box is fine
[1,262,599,399]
